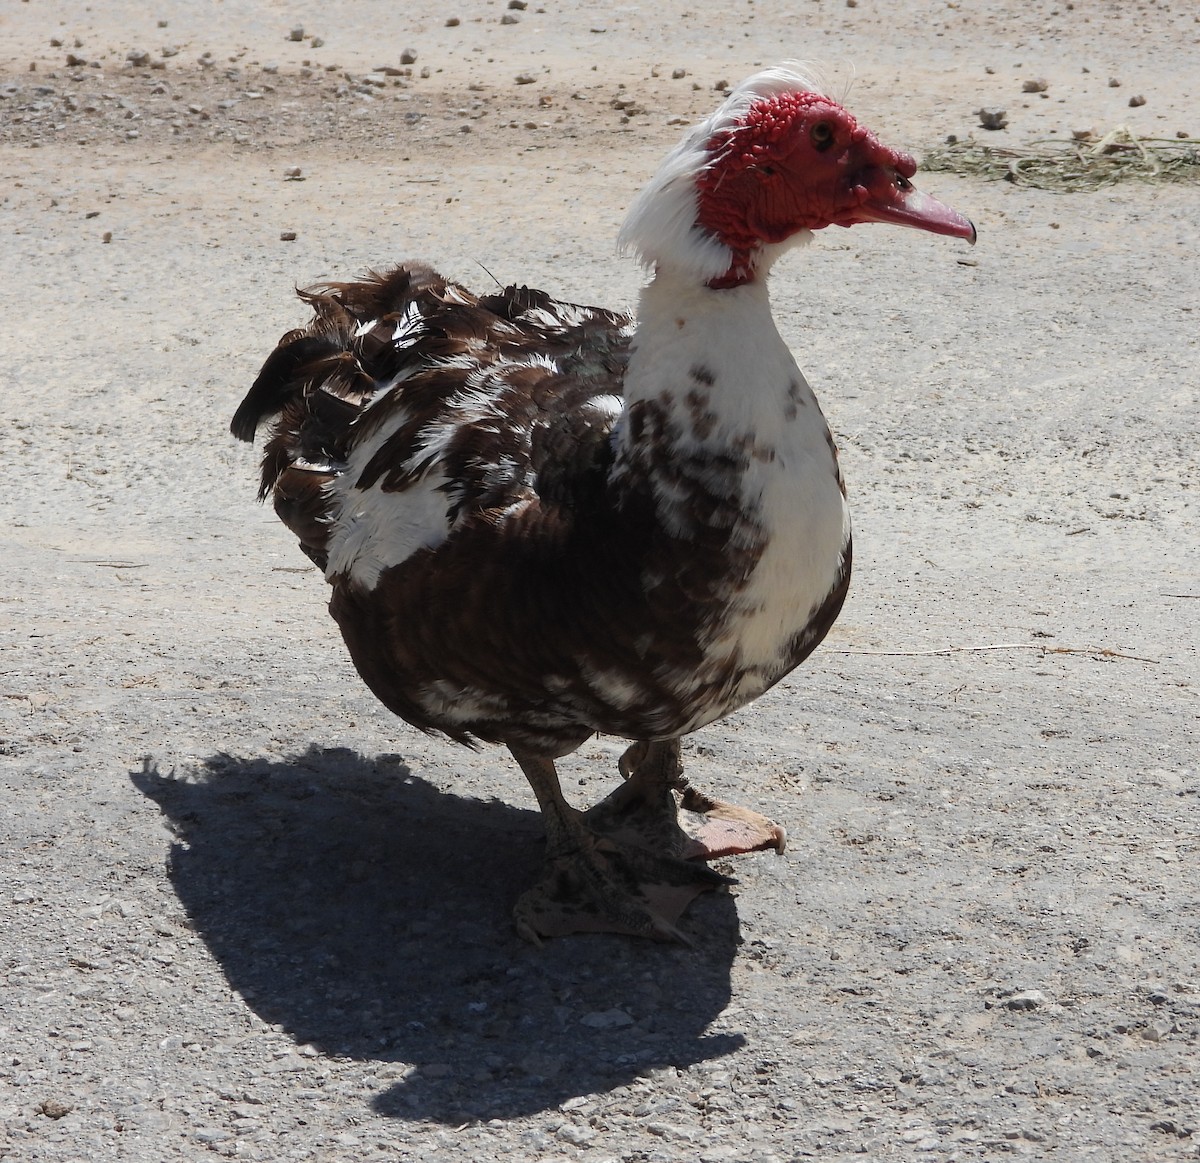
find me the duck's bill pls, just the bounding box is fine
[844,179,977,244]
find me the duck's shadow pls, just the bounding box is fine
[132,747,743,1122]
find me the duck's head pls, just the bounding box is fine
[619,65,976,288]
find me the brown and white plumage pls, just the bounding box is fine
[232,65,975,942]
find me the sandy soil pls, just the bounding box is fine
[1,1,1198,1160]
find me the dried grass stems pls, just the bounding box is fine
[923,126,1200,192]
[827,643,1159,664]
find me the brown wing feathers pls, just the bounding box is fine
[234,262,633,572]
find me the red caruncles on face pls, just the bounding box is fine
[695,89,971,287]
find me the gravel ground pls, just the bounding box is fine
[2,2,1198,1161]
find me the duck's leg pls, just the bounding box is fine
[586,738,787,861]
[509,747,727,944]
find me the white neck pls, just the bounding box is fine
[617,269,819,448]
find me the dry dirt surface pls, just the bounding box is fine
[2,1,1198,1161]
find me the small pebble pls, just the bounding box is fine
[288,26,304,42]
[977,107,1008,130]
[101,231,112,243]
[579,1008,634,1029]
[400,47,418,64]
[508,0,528,7]
[500,12,520,23]
[1021,77,1048,93]
[445,16,460,26]
[1108,76,1121,87]
[1128,94,1146,107]
[126,48,150,66]
[557,1125,596,1146]
[280,231,297,241]
[1005,989,1046,1011]
[310,36,325,49]
[38,1100,72,1119]
[672,68,687,79]
[283,166,303,180]
[194,1128,231,1144]
[515,72,536,84]
[648,1122,695,1141]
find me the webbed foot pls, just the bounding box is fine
[586,738,786,859]
[508,739,783,944]
[513,830,729,944]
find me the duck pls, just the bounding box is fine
[231,64,975,943]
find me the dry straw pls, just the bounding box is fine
[922,126,1199,192]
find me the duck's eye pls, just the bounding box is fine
[810,121,835,151]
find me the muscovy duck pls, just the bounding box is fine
[232,64,975,943]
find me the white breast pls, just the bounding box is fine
[710,435,849,664]
[618,273,850,705]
